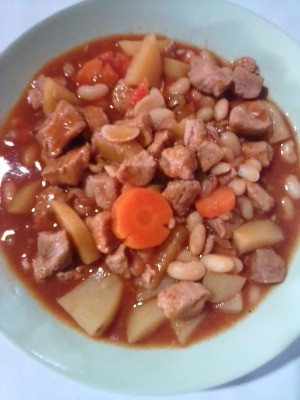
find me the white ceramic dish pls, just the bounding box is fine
[0,0,300,395]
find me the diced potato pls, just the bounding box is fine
[125,34,161,87]
[43,77,79,114]
[216,293,243,313]
[171,313,205,345]
[57,274,124,336]
[118,39,170,57]
[8,180,41,214]
[233,219,284,254]
[163,57,189,80]
[127,298,166,343]
[171,118,188,140]
[202,271,246,303]
[93,134,143,164]
[263,100,291,144]
[51,199,100,264]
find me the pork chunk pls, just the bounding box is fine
[232,66,264,99]
[246,248,286,283]
[229,101,271,136]
[42,144,90,186]
[246,182,274,213]
[188,56,233,97]
[162,180,201,216]
[234,57,258,73]
[105,244,130,277]
[36,100,86,157]
[84,172,120,210]
[184,119,207,151]
[157,281,210,320]
[32,230,72,281]
[86,211,118,254]
[197,139,223,172]
[83,106,109,132]
[116,150,156,186]
[242,140,273,167]
[147,130,172,158]
[159,144,197,180]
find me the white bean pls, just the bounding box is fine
[227,177,246,196]
[134,87,165,115]
[238,163,260,182]
[220,131,242,156]
[214,98,229,122]
[149,108,175,129]
[280,140,298,164]
[231,257,244,273]
[237,196,254,220]
[169,77,190,95]
[189,223,207,256]
[167,260,206,281]
[210,162,231,176]
[245,158,262,173]
[280,196,295,220]
[200,254,234,273]
[77,83,109,101]
[197,106,213,122]
[176,249,195,262]
[101,124,140,143]
[187,211,203,231]
[222,146,235,162]
[284,174,300,199]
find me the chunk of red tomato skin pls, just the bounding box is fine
[98,51,130,78]
[127,78,149,107]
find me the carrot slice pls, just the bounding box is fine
[112,187,173,249]
[195,186,236,218]
[76,58,103,85]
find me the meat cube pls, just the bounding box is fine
[188,56,233,97]
[242,140,273,167]
[84,172,120,210]
[115,113,153,147]
[105,244,130,278]
[157,281,210,320]
[184,119,207,151]
[234,57,258,73]
[229,101,271,136]
[246,248,286,283]
[83,106,109,132]
[232,66,264,99]
[162,179,201,216]
[116,150,156,186]
[32,230,72,281]
[36,100,86,157]
[147,130,172,158]
[86,211,118,254]
[197,139,223,172]
[246,182,274,213]
[27,74,46,110]
[33,186,66,231]
[159,144,197,180]
[207,217,227,239]
[42,144,90,186]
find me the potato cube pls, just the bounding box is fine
[125,34,161,87]
[202,271,246,303]
[57,274,124,336]
[127,298,166,343]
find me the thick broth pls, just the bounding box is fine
[0,34,299,347]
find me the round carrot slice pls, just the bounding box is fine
[112,187,173,249]
[195,186,236,218]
